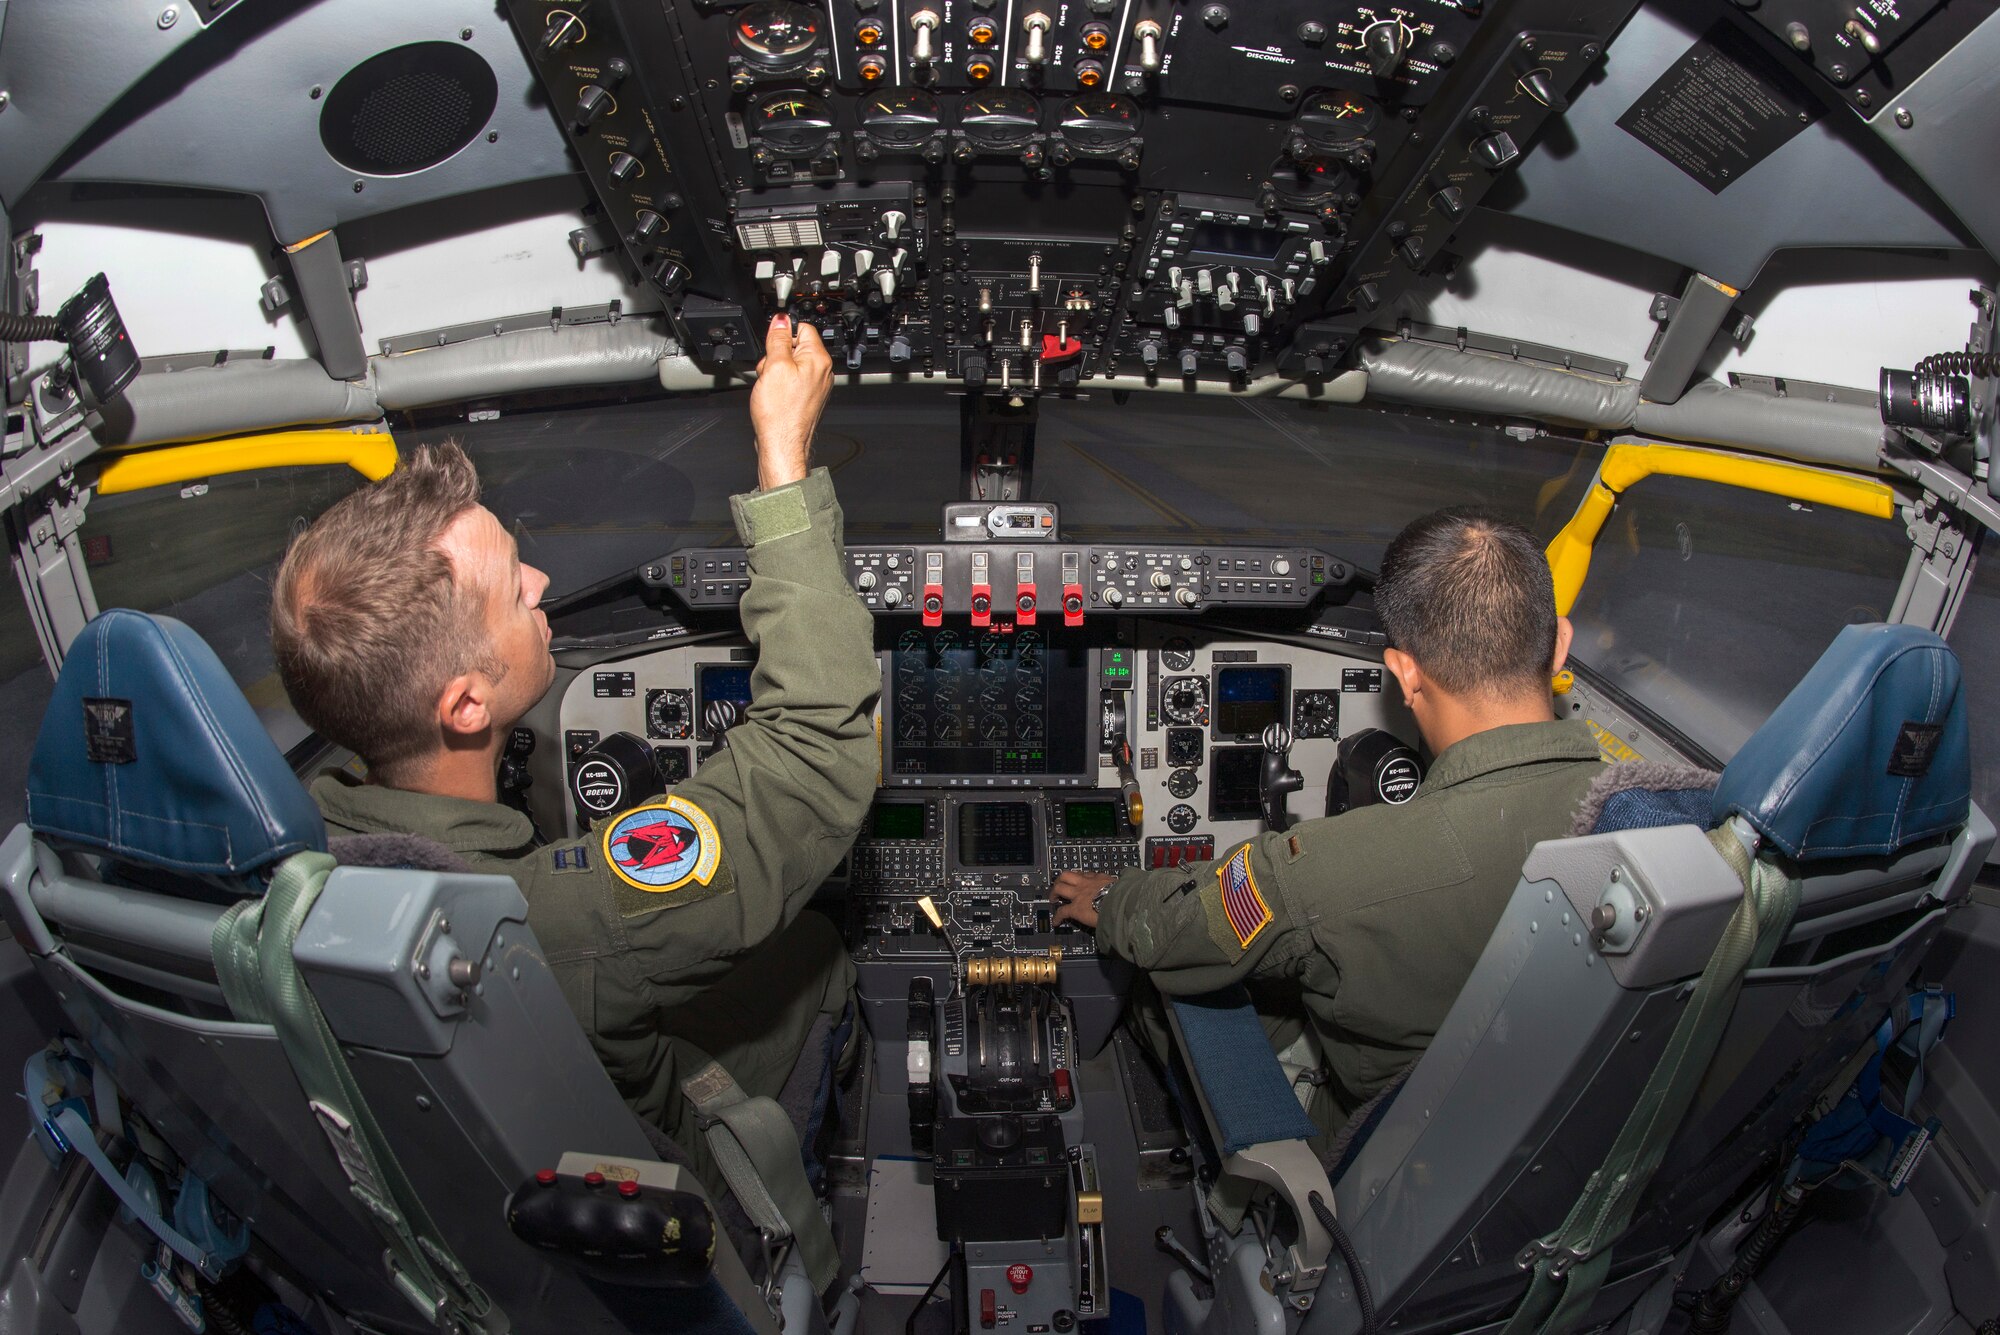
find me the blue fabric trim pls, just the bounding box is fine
[1594,787,1713,834]
[1169,989,1318,1155]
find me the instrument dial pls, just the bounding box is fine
[1293,690,1340,740]
[734,3,823,69]
[1163,676,1209,726]
[752,92,837,157]
[1295,90,1380,153]
[646,689,692,739]
[1160,638,1196,672]
[1167,767,1200,799]
[860,87,943,149]
[1056,93,1142,150]
[961,89,1041,150]
[1166,804,1199,835]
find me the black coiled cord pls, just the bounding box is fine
[1308,1191,1377,1335]
[0,311,64,342]
[1915,350,2000,379]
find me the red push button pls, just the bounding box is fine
[923,585,945,628]
[583,1171,606,1188]
[535,1168,558,1187]
[618,1179,641,1198]
[970,584,992,627]
[980,1288,997,1328]
[1062,584,1085,627]
[1016,589,1036,625]
[1007,1263,1033,1294]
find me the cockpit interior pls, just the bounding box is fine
[1,4,1998,1335]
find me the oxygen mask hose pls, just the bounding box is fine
[1308,1191,1376,1335]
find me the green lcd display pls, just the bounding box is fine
[1063,800,1120,839]
[871,803,927,840]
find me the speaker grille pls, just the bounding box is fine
[320,41,498,177]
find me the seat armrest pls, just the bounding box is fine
[1166,989,1333,1290]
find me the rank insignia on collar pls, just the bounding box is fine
[1217,844,1271,950]
[602,797,722,893]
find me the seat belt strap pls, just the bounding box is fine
[212,852,506,1334]
[683,1059,840,1294]
[1504,820,1799,1335]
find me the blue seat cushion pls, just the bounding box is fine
[26,610,325,878]
[1712,623,1968,861]
[1169,988,1318,1155]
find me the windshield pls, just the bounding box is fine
[398,387,1604,595]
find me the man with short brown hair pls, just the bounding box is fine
[273,317,880,1192]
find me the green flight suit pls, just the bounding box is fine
[1098,719,1603,1138]
[309,466,880,1195]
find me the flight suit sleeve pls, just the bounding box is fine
[1094,830,1317,995]
[581,466,880,1003]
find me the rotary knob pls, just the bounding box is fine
[1103,586,1125,607]
[1150,570,1172,591]
[1271,557,1291,576]
[630,209,665,244]
[575,84,614,128]
[857,570,879,591]
[883,586,906,607]
[608,151,643,185]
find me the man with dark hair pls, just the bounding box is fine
[273,317,878,1190]
[1050,506,1602,1133]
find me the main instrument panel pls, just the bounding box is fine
[501,0,1641,384]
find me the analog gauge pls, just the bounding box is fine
[980,713,1010,742]
[898,713,929,741]
[1163,676,1210,726]
[752,91,837,157]
[1160,638,1196,672]
[1167,767,1200,799]
[1056,93,1142,151]
[935,715,963,742]
[860,87,942,149]
[932,629,961,654]
[1293,689,1340,740]
[1017,716,1045,743]
[1166,804,1199,835]
[961,89,1041,150]
[979,684,1007,713]
[734,3,823,69]
[898,628,929,654]
[979,629,1011,660]
[1294,90,1380,153]
[897,686,928,715]
[1014,687,1044,713]
[646,689,691,739]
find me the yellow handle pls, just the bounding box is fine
[1545,441,1896,617]
[95,430,398,496]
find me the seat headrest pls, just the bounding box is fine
[1712,624,1968,861]
[26,610,325,878]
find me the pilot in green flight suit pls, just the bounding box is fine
[271,316,878,1195]
[1052,508,1604,1140]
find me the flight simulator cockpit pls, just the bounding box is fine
[0,3,1999,1335]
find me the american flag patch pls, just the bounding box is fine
[1216,845,1272,950]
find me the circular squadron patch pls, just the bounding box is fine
[602,796,722,893]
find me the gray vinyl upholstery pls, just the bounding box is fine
[0,824,780,1331]
[1313,808,1993,1335]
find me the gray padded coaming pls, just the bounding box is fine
[88,358,381,447]
[1360,340,1640,429]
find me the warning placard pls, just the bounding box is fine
[1617,24,1821,194]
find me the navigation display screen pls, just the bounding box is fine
[1210,746,1264,822]
[1062,800,1120,839]
[696,663,754,737]
[888,628,1092,780]
[1215,666,1287,739]
[871,802,928,840]
[957,802,1037,867]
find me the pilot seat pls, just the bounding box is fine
[1160,622,1988,1335]
[0,609,836,1335]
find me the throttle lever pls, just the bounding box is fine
[1259,722,1304,833]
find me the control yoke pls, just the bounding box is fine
[1259,722,1304,832]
